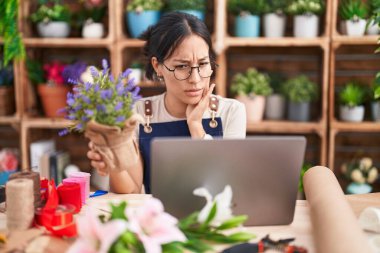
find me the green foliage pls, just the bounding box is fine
[298,163,312,193]
[228,0,267,16]
[110,202,128,220]
[76,5,107,25]
[286,0,325,15]
[263,0,291,14]
[166,0,206,11]
[282,75,318,103]
[30,2,71,23]
[339,82,367,107]
[268,72,286,94]
[339,0,369,21]
[126,0,164,12]
[0,61,14,86]
[369,0,380,12]
[26,58,45,85]
[130,61,143,69]
[371,79,380,100]
[0,0,25,66]
[230,68,273,97]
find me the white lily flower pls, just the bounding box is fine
[193,185,233,227]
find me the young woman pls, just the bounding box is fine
[88,12,246,193]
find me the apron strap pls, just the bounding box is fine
[144,100,153,133]
[209,96,219,128]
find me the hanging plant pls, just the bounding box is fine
[0,0,25,66]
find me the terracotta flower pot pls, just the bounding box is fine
[37,85,70,118]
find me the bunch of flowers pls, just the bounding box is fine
[0,149,18,172]
[60,59,141,135]
[43,61,67,86]
[77,0,107,25]
[341,157,379,184]
[68,186,254,253]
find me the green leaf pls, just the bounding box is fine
[162,242,184,253]
[110,202,128,220]
[202,202,217,228]
[216,215,248,230]
[182,238,214,253]
[178,211,199,229]
[227,232,256,242]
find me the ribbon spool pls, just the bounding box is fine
[35,204,75,227]
[9,171,41,208]
[6,178,35,231]
[57,183,82,213]
[68,171,91,200]
[63,177,86,204]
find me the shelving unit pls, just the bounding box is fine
[328,0,380,179]
[0,0,377,190]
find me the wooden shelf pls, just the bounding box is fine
[225,37,329,48]
[0,115,20,125]
[138,82,164,88]
[332,35,379,46]
[118,39,145,48]
[23,38,113,48]
[246,121,324,135]
[330,120,380,132]
[22,117,73,129]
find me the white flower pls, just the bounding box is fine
[193,185,233,227]
[351,169,365,184]
[367,168,379,184]
[360,158,373,171]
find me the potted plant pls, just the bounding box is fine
[287,0,325,38]
[129,61,143,85]
[0,62,15,116]
[165,0,206,21]
[30,0,71,38]
[265,72,286,120]
[77,0,107,38]
[282,75,318,122]
[370,79,380,121]
[126,0,164,38]
[339,0,369,37]
[341,157,378,194]
[339,82,367,122]
[228,0,266,37]
[263,0,290,38]
[230,68,273,122]
[366,0,380,35]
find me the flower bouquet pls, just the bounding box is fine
[61,59,143,171]
[68,185,255,253]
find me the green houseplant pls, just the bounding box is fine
[228,0,266,37]
[370,79,380,121]
[231,68,272,122]
[283,75,318,121]
[126,0,164,38]
[265,72,286,120]
[339,82,367,122]
[263,0,290,37]
[339,0,369,36]
[30,0,71,38]
[367,0,380,35]
[77,0,107,38]
[287,0,325,38]
[165,0,206,21]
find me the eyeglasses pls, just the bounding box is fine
[161,62,214,81]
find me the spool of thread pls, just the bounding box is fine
[6,178,35,230]
[63,177,86,204]
[9,171,41,208]
[57,183,82,213]
[68,171,91,200]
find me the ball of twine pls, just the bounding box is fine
[9,171,41,208]
[6,178,34,231]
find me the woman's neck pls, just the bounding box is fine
[164,93,187,118]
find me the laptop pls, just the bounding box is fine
[150,136,306,226]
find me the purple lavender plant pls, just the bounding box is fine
[62,61,88,84]
[59,59,141,136]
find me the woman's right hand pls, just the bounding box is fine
[87,141,108,176]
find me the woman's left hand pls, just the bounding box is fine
[186,83,215,138]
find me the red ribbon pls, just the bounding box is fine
[57,183,82,213]
[35,179,77,237]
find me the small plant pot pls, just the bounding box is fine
[371,101,380,122]
[339,105,365,122]
[287,102,311,122]
[346,182,372,194]
[177,10,205,21]
[237,95,266,122]
[294,14,319,38]
[346,19,366,37]
[37,21,70,38]
[126,11,161,38]
[82,22,104,38]
[0,86,15,116]
[265,94,286,120]
[366,19,380,35]
[38,85,70,118]
[263,13,286,38]
[129,68,142,85]
[235,14,260,37]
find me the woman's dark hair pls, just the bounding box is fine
[140,12,216,80]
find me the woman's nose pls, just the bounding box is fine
[188,67,201,83]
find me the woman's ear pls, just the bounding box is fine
[151,57,161,75]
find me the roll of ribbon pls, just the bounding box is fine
[68,171,91,200]
[62,177,86,204]
[6,178,35,231]
[9,171,41,208]
[359,207,380,233]
[57,183,82,213]
[35,204,75,227]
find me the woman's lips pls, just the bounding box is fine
[184,89,203,97]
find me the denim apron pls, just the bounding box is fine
[138,97,223,193]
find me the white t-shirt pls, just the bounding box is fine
[133,93,246,138]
